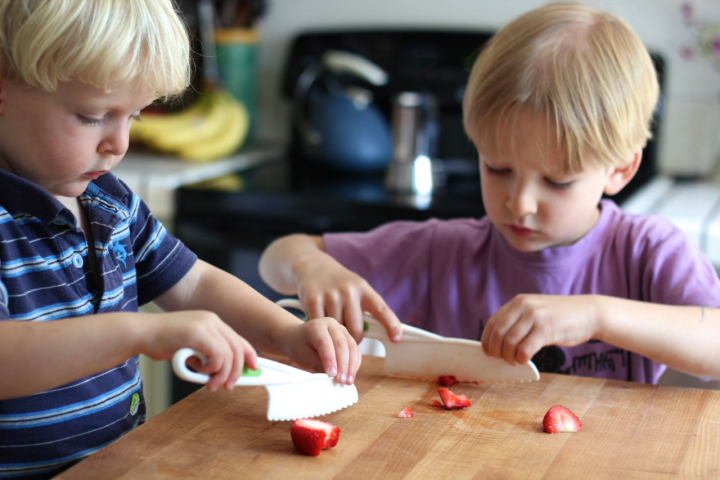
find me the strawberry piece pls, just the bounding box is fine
[290,419,341,456]
[437,387,472,410]
[397,407,414,418]
[438,375,457,387]
[543,405,582,434]
[428,400,444,408]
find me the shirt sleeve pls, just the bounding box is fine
[0,274,8,320]
[323,220,439,323]
[129,194,197,306]
[638,218,720,307]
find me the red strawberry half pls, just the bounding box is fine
[397,407,414,418]
[543,405,582,434]
[438,375,457,387]
[290,418,341,456]
[437,387,472,410]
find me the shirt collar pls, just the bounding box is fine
[0,168,67,223]
[0,169,130,223]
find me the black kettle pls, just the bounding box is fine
[293,50,392,173]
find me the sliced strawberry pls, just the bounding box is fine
[428,399,444,408]
[397,407,414,418]
[543,405,582,434]
[437,387,472,410]
[290,419,341,456]
[438,375,457,387]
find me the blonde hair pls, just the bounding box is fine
[0,0,191,100]
[463,2,659,172]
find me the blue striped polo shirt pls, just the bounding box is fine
[0,169,197,478]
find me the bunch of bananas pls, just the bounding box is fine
[130,89,249,162]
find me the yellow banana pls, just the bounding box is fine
[177,98,250,162]
[147,90,232,152]
[129,96,209,143]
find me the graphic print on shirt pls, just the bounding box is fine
[531,346,566,373]
[130,392,140,415]
[113,242,128,267]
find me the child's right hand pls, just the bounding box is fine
[141,310,258,393]
[294,255,403,343]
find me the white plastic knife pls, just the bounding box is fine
[277,298,540,384]
[172,348,358,421]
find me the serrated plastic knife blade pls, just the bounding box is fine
[265,375,359,421]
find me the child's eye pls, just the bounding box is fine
[545,178,573,190]
[77,115,105,126]
[484,164,511,175]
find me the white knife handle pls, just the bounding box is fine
[275,298,442,342]
[172,348,317,387]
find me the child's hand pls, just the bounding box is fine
[481,294,600,365]
[280,317,362,385]
[142,310,258,393]
[295,255,402,343]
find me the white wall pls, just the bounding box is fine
[255,0,720,176]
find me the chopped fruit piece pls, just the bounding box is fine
[291,419,341,456]
[397,407,414,418]
[428,400,444,408]
[437,387,472,410]
[543,405,582,434]
[438,375,457,387]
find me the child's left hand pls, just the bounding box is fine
[280,317,362,385]
[481,294,600,366]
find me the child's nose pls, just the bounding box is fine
[506,181,538,217]
[98,126,129,157]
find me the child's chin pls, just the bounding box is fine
[503,235,547,253]
[51,183,89,199]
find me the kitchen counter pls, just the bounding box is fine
[115,142,283,224]
[60,356,720,479]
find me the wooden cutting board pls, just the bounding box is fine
[60,356,720,479]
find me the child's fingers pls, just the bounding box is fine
[305,296,326,321]
[201,345,231,393]
[323,294,342,325]
[243,341,258,371]
[343,300,366,343]
[346,334,362,384]
[501,317,533,366]
[224,336,254,391]
[362,294,402,342]
[309,327,338,378]
[515,327,543,365]
[480,318,495,354]
[328,326,351,384]
[483,303,517,358]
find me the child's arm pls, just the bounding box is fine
[0,309,251,399]
[481,294,720,379]
[154,259,362,384]
[259,234,403,343]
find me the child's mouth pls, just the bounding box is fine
[509,225,535,237]
[83,171,108,180]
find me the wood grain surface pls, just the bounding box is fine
[60,356,720,479]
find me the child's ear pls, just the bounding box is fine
[604,149,642,196]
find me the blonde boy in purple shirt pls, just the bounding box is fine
[260,3,720,384]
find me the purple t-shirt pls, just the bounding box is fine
[324,199,720,384]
